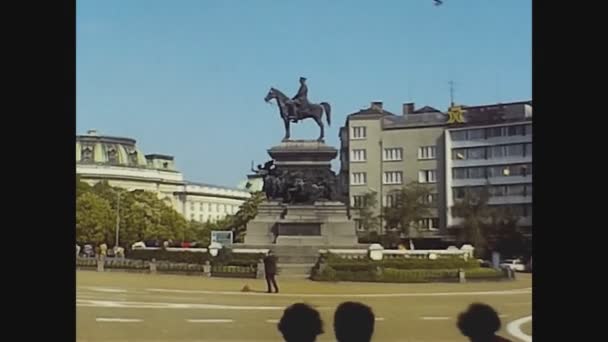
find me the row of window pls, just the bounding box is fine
[351,170,437,185]
[453,184,533,200]
[451,124,532,141]
[352,193,437,209]
[354,218,439,231]
[190,214,225,222]
[351,146,436,162]
[353,123,531,142]
[452,143,532,161]
[189,203,239,214]
[453,163,532,179]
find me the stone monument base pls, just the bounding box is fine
[244,201,358,246]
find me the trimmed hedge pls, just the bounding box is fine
[321,253,479,270]
[126,249,210,264]
[105,258,149,270]
[76,257,97,268]
[463,267,504,280]
[382,268,458,283]
[125,248,264,268]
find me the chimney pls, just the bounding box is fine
[371,101,383,111]
[402,103,415,115]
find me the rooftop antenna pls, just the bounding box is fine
[449,80,455,107]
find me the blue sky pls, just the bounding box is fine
[77,0,531,187]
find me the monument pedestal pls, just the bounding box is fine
[244,201,358,246]
[242,140,362,276]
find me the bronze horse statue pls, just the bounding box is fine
[264,88,331,142]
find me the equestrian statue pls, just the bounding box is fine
[264,77,331,142]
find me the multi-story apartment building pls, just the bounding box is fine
[339,102,448,241]
[445,101,532,237]
[339,100,533,246]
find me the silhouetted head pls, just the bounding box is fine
[278,303,323,342]
[300,77,307,83]
[334,302,375,342]
[457,303,502,341]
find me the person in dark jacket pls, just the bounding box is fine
[334,302,375,342]
[278,303,323,342]
[457,303,512,342]
[263,251,279,293]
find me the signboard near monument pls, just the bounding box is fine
[211,231,233,247]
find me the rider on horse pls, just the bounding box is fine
[288,77,309,122]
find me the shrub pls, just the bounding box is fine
[381,268,458,283]
[156,261,205,273]
[76,257,96,268]
[464,268,505,280]
[126,249,211,264]
[104,258,148,270]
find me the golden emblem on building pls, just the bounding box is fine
[447,105,465,124]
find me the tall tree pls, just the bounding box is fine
[451,186,493,258]
[488,206,527,259]
[355,191,380,232]
[383,182,433,238]
[76,192,114,245]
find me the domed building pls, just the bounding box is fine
[76,130,251,222]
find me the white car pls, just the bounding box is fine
[500,259,526,272]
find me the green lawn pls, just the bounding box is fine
[77,270,532,342]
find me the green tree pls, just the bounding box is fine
[451,186,493,258]
[355,191,380,232]
[383,182,433,238]
[488,206,527,259]
[76,176,91,198]
[76,192,114,245]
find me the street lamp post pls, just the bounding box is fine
[115,192,121,247]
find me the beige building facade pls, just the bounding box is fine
[339,102,448,239]
[76,130,250,223]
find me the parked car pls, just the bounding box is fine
[499,259,526,272]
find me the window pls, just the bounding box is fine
[467,147,486,160]
[352,126,367,139]
[383,147,403,161]
[352,195,366,208]
[190,203,195,211]
[452,149,466,160]
[525,124,533,136]
[219,204,225,213]
[468,129,485,140]
[351,149,367,162]
[524,143,532,157]
[468,167,486,179]
[211,203,217,212]
[451,130,467,141]
[453,188,466,200]
[487,146,506,159]
[486,127,504,138]
[418,170,437,183]
[489,186,507,197]
[418,218,439,231]
[508,125,525,136]
[453,168,466,179]
[190,214,195,220]
[506,144,524,157]
[524,184,532,197]
[351,172,367,185]
[384,171,403,185]
[423,193,437,204]
[418,146,436,160]
[384,195,395,208]
[203,203,209,212]
[507,185,525,196]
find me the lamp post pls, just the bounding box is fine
[115,191,121,247]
